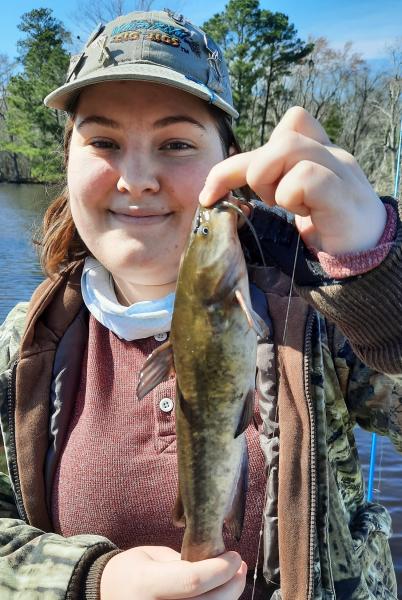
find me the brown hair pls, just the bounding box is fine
[39,117,85,275]
[40,103,251,276]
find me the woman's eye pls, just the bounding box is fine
[163,141,194,151]
[90,139,119,150]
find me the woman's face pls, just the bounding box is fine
[67,81,226,301]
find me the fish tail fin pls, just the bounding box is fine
[181,531,225,561]
[224,442,248,541]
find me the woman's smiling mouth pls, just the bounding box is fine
[108,209,173,226]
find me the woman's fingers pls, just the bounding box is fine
[140,545,181,562]
[199,131,346,208]
[199,104,387,255]
[199,152,256,206]
[275,160,344,217]
[275,159,387,254]
[269,105,331,146]
[146,551,244,599]
[196,560,247,600]
[245,132,346,204]
[101,547,246,600]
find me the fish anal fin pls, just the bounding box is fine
[234,388,255,438]
[234,289,270,339]
[177,386,195,424]
[136,340,174,400]
[224,446,248,541]
[173,491,186,528]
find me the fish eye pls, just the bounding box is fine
[200,226,209,236]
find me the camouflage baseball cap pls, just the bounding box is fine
[44,9,238,118]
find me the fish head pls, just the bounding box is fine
[179,202,246,303]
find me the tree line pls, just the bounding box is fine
[0,2,401,196]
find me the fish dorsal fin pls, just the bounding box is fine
[136,340,174,400]
[234,289,270,339]
[173,491,186,528]
[224,443,248,541]
[234,388,255,438]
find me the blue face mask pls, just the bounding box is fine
[81,257,175,340]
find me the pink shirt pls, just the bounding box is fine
[51,316,267,570]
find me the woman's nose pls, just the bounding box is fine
[116,155,160,197]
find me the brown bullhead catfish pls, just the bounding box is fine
[137,201,268,561]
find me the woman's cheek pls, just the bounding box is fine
[68,156,116,208]
[175,165,212,206]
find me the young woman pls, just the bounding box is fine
[0,9,401,600]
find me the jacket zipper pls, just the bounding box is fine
[304,310,317,600]
[7,360,29,522]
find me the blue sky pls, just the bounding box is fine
[1,0,401,62]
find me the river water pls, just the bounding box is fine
[0,183,401,594]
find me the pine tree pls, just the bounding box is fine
[5,9,71,182]
[256,11,313,145]
[203,0,313,148]
[203,0,261,143]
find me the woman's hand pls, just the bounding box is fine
[199,106,386,256]
[100,546,247,600]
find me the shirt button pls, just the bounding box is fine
[154,332,168,342]
[159,397,174,413]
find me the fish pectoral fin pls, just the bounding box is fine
[235,289,254,329]
[234,388,255,438]
[224,444,248,541]
[172,492,186,528]
[136,340,174,400]
[234,289,270,339]
[250,309,270,339]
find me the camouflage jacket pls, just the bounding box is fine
[0,198,401,599]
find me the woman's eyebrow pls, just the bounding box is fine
[154,115,207,131]
[77,115,121,130]
[76,114,207,131]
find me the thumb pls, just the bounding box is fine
[141,545,181,562]
[146,551,242,599]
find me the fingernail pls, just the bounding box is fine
[199,186,212,206]
[199,189,207,205]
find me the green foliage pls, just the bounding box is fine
[5,9,70,182]
[322,103,343,144]
[1,5,399,189]
[204,0,260,132]
[203,0,313,148]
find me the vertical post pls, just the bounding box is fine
[367,116,402,502]
[394,117,402,199]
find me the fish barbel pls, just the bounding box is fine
[137,201,268,561]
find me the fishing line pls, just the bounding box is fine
[251,223,302,600]
[283,232,301,344]
[220,200,267,268]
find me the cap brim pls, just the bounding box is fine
[44,62,239,119]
